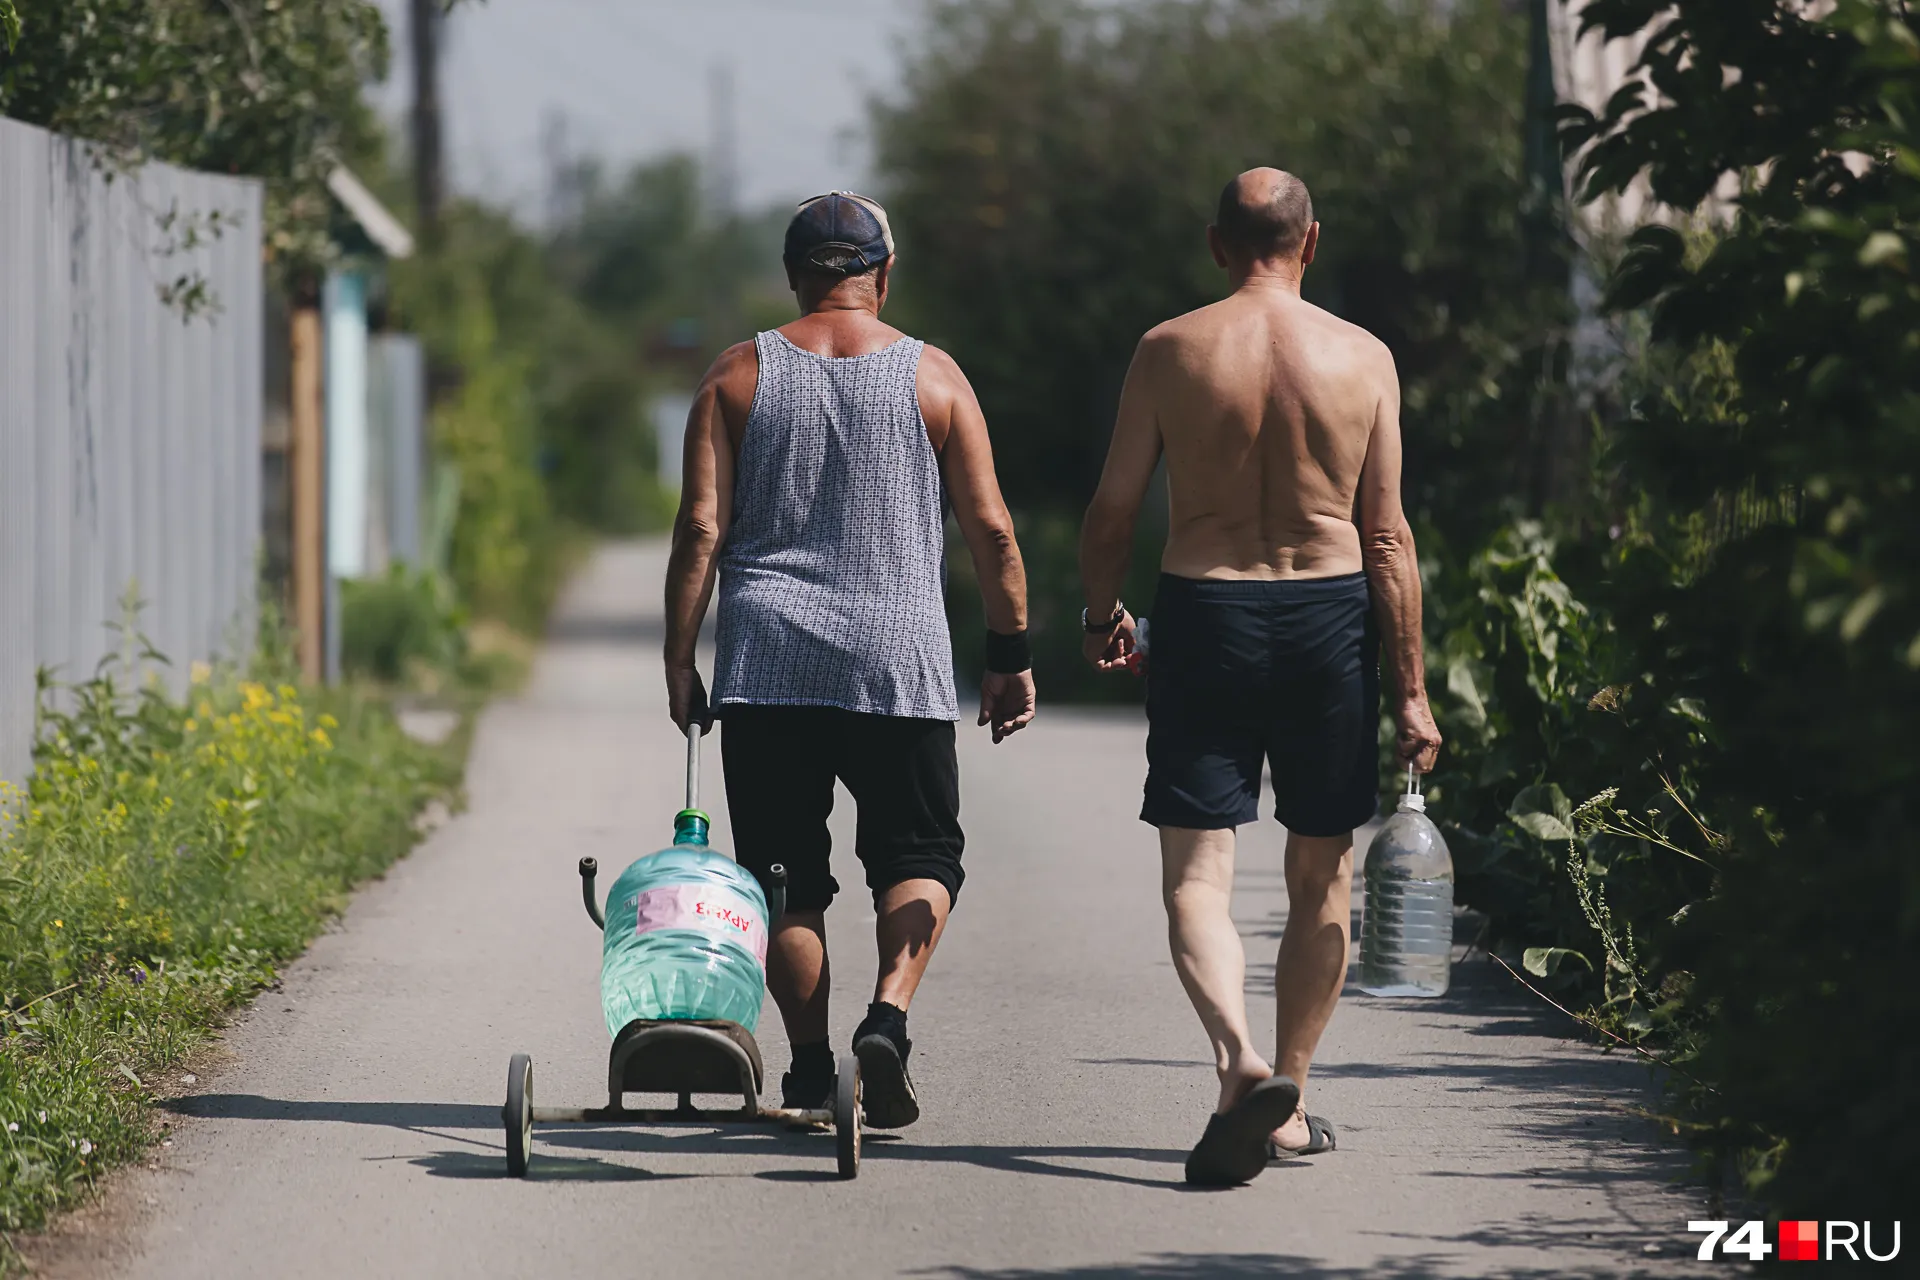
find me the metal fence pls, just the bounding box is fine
[0,117,265,786]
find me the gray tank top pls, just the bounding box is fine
[712,329,958,721]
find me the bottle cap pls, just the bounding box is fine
[673,808,711,847]
[1399,764,1427,813]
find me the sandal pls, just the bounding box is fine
[1184,1075,1301,1187]
[1269,1109,1337,1159]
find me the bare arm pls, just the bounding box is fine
[1079,335,1164,668]
[930,349,1027,635]
[1355,354,1441,771]
[663,343,749,729]
[925,347,1034,742]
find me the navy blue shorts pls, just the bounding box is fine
[1141,572,1380,837]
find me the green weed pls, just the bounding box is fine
[0,638,460,1251]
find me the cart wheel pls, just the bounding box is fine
[834,1052,861,1179]
[504,1053,533,1178]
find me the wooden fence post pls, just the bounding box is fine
[290,305,325,683]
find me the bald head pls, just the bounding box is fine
[1214,168,1314,262]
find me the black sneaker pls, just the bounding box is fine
[781,1041,834,1112]
[852,1001,919,1129]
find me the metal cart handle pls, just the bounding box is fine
[579,857,604,930]
[686,722,702,811]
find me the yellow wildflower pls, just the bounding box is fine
[189,661,212,685]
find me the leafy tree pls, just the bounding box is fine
[1518,0,1920,1214]
[0,0,389,275]
[874,0,1565,542]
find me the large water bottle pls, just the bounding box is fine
[1358,769,1454,997]
[598,731,770,1037]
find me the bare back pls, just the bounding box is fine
[1125,286,1396,581]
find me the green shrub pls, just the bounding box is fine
[340,565,467,683]
[0,642,458,1240]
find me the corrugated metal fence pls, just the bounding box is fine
[0,117,265,786]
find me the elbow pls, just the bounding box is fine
[675,508,722,550]
[1361,521,1413,576]
[975,518,1018,565]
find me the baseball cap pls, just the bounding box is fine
[783,191,895,276]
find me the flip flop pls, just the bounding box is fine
[1184,1074,1301,1187]
[1270,1112,1337,1159]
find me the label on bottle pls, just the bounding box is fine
[630,884,767,964]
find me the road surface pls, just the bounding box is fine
[35,542,1711,1279]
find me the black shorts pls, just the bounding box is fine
[719,705,964,913]
[1141,572,1380,837]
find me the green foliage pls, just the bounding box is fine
[539,154,790,528]
[0,636,458,1237]
[1424,0,1920,1218]
[1566,0,1920,1217]
[387,155,774,620]
[875,0,1565,544]
[1419,524,1716,1009]
[340,565,467,683]
[389,203,562,626]
[0,0,390,278]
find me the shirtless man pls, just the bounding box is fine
[1078,168,1442,1187]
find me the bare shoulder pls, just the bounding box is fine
[1303,300,1393,364]
[917,342,980,406]
[1143,303,1225,349]
[700,339,759,413]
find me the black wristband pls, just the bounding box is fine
[984,629,1032,674]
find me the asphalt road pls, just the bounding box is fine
[41,542,1713,1279]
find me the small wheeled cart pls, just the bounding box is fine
[500,726,863,1179]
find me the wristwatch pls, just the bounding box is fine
[1082,603,1126,634]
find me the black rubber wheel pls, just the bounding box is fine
[834,1052,861,1179]
[504,1053,533,1178]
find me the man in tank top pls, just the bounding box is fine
[1077,169,1443,1185]
[664,191,1036,1129]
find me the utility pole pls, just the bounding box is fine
[1523,0,1579,515]
[707,60,742,347]
[410,0,445,239]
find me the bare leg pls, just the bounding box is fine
[1271,830,1354,1148]
[872,877,951,1010]
[1160,826,1274,1113]
[768,910,830,1043]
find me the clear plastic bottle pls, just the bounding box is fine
[1358,774,1454,997]
[599,810,769,1037]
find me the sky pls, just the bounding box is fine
[369,0,918,223]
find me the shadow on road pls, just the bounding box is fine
[169,1093,1200,1191]
[542,1125,1189,1189]
[909,1254,1669,1280]
[401,1148,682,1183]
[168,1097,498,1127]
